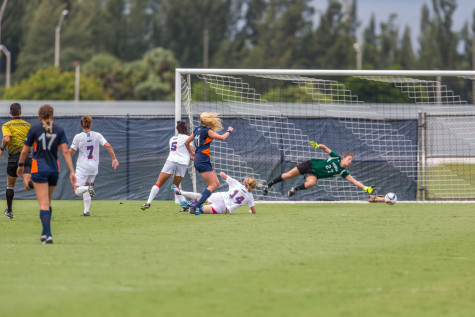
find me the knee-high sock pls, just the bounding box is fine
[196,189,212,208]
[83,191,91,213]
[179,190,201,201]
[146,185,160,204]
[40,209,52,237]
[175,193,186,203]
[267,175,283,188]
[75,186,89,196]
[6,186,14,211]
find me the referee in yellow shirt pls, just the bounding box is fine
[0,103,34,219]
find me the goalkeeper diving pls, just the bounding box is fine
[262,141,374,197]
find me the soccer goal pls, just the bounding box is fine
[175,69,475,202]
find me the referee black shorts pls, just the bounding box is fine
[7,153,32,177]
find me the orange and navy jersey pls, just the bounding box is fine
[193,125,213,158]
[24,123,68,173]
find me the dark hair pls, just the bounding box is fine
[81,115,92,129]
[343,152,354,159]
[176,121,190,135]
[38,104,54,137]
[10,103,21,117]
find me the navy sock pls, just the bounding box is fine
[196,189,212,208]
[40,209,52,237]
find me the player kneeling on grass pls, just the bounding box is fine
[172,172,257,215]
[262,141,374,197]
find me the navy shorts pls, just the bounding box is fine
[194,156,213,173]
[32,171,59,186]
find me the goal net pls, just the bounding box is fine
[175,69,475,202]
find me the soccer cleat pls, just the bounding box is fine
[82,212,90,217]
[40,235,47,242]
[88,184,95,198]
[43,236,53,244]
[179,200,190,212]
[171,184,181,195]
[4,208,13,219]
[262,185,269,196]
[288,187,296,197]
[140,203,151,210]
[190,200,200,215]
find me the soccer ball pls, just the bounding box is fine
[384,192,397,205]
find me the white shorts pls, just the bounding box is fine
[75,172,96,187]
[161,160,187,177]
[207,192,227,214]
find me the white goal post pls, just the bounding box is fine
[175,69,475,202]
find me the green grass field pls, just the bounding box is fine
[1,200,474,317]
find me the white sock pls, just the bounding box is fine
[83,191,91,213]
[147,185,160,204]
[176,194,186,203]
[75,186,89,196]
[180,190,201,200]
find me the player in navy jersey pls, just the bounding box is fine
[17,104,76,244]
[262,141,374,198]
[184,112,233,215]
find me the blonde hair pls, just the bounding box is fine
[244,177,259,192]
[38,104,54,138]
[200,112,223,132]
[81,115,92,129]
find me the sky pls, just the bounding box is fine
[313,0,475,49]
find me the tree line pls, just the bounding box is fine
[0,0,474,101]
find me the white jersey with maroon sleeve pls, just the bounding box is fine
[223,176,255,213]
[70,131,107,175]
[167,134,191,165]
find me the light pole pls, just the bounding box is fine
[0,44,10,88]
[353,41,362,70]
[0,0,9,88]
[54,9,68,67]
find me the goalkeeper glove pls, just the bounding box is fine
[364,186,374,194]
[310,141,320,149]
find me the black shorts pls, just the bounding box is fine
[296,160,317,178]
[7,153,32,177]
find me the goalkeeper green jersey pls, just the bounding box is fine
[310,151,350,179]
[1,118,31,155]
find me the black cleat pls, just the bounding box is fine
[82,212,90,217]
[288,187,296,197]
[4,208,13,219]
[40,235,47,242]
[42,236,53,244]
[140,203,151,210]
[262,185,269,196]
[88,184,95,198]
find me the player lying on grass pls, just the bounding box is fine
[172,172,257,215]
[262,141,374,197]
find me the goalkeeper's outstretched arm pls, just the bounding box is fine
[309,141,331,155]
[344,175,374,193]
